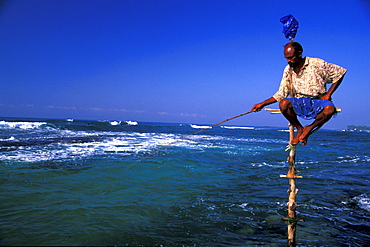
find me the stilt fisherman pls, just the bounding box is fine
[251,15,347,145]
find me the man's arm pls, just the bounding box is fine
[251,97,277,112]
[320,73,346,101]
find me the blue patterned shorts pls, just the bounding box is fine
[288,97,335,120]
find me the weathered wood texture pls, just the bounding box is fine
[287,123,298,247]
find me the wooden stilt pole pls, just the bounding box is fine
[280,124,303,246]
[266,109,304,246]
[287,123,298,246]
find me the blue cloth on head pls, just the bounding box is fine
[280,14,299,40]
[288,97,335,120]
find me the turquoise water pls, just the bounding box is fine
[0,118,369,246]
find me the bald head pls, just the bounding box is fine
[284,42,304,68]
[284,42,303,55]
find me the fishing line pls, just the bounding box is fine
[133,110,254,164]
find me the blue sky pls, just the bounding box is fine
[1,0,369,129]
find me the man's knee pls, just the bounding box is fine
[316,105,335,120]
[323,105,336,116]
[279,99,292,112]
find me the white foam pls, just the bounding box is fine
[125,121,138,125]
[190,124,212,129]
[0,126,285,163]
[221,126,254,130]
[278,129,291,132]
[110,121,121,126]
[0,131,190,162]
[0,136,15,141]
[0,121,47,129]
[337,155,370,163]
[354,194,370,212]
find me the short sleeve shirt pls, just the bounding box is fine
[272,57,347,102]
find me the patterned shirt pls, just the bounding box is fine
[273,57,347,102]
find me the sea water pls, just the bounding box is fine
[0,118,369,246]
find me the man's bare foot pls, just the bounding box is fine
[299,127,311,145]
[290,128,304,145]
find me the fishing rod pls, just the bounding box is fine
[136,110,254,163]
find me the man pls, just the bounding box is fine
[251,42,347,145]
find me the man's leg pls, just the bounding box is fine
[279,99,303,145]
[298,105,336,145]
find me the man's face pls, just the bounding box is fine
[284,46,301,68]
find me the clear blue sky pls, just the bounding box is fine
[1,0,369,129]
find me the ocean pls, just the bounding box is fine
[0,117,369,246]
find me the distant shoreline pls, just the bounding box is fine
[347,125,370,131]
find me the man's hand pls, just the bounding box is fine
[251,103,265,112]
[251,97,277,112]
